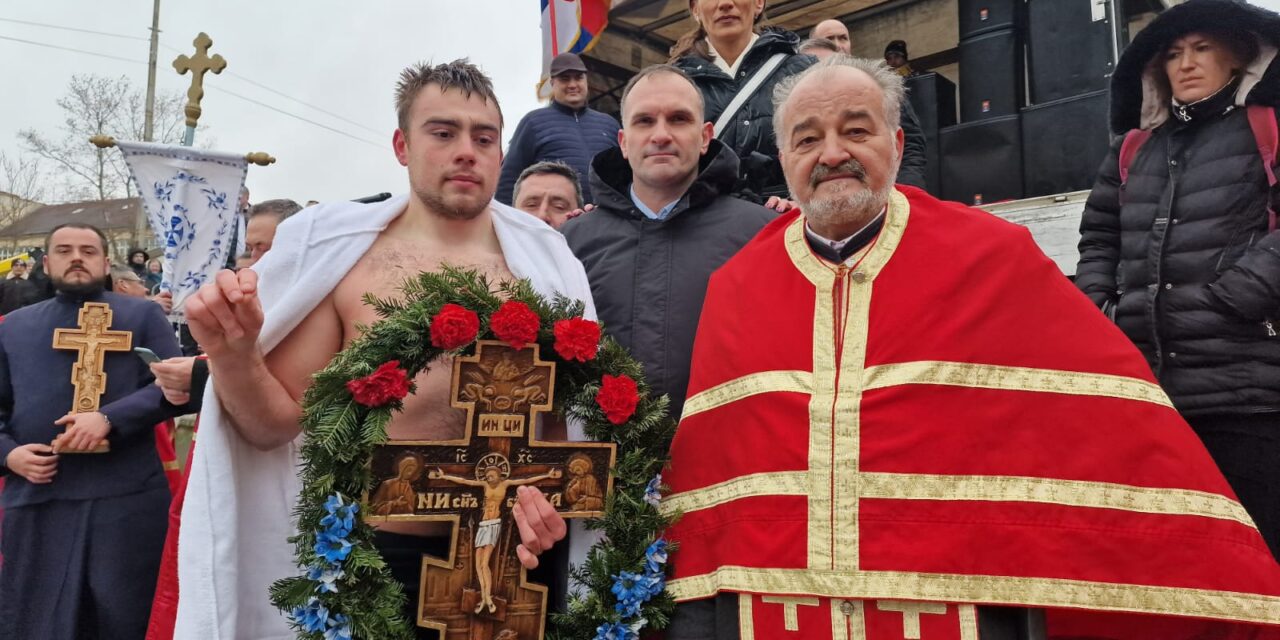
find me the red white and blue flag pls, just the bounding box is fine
[538,0,613,98]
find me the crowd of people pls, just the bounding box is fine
[0,0,1278,638]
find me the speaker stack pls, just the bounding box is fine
[938,0,1124,204]
[1019,0,1122,197]
[905,72,956,196]
[940,0,1025,204]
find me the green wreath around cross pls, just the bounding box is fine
[268,266,678,640]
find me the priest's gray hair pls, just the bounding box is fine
[771,55,905,147]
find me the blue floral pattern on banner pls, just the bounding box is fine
[119,142,247,322]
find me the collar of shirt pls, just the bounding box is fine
[707,33,760,78]
[629,184,682,221]
[805,206,886,253]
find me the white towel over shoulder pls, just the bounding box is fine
[175,195,596,639]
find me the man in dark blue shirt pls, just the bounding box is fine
[496,52,620,206]
[0,223,198,639]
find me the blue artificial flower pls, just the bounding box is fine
[307,564,345,594]
[611,571,653,617]
[314,532,353,565]
[324,613,353,640]
[644,538,668,575]
[644,474,663,508]
[290,597,329,634]
[593,621,638,640]
[324,494,344,514]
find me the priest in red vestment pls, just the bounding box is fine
[662,56,1280,640]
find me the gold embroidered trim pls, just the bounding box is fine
[859,472,1256,527]
[958,604,978,640]
[793,216,839,572]
[660,471,809,516]
[680,370,813,422]
[739,593,756,640]
[833,597,867,640]
[667,567,1280,624]
[875,600,948,640]
[761,596,821,631]
[162,460,180,471]
[862,360,1174,409]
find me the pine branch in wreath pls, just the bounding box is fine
[269,265,680,640]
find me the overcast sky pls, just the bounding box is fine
[0,0,546,205]
[3,0,1280,206]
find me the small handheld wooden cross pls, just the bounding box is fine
[52,302,132,453]
[172,32,227,129]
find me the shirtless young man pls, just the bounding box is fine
[178,60,586,639]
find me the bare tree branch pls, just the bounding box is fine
[0,151,47,228]
[16,74,190,203]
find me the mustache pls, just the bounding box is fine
[809,160,868,190]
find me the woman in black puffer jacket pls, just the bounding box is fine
[1075,0,1280,559]
[669,0,813,199]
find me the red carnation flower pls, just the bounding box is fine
[596,374,639,425]
[490,301,540,349]
[430,303,480,350]
[346,360,411,407]
[553,317,601,362]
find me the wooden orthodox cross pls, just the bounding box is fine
[51,302,132,453]
[367,340,616,640]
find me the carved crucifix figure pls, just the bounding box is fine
[430,456,562,614]
[52,302,132,453]
[366,340,616,640]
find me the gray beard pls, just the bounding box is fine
[799,180,893,233]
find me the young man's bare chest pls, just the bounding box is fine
[332,235,512,441]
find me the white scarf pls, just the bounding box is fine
[175,195,596,639]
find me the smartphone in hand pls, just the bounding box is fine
[133,347,161,364]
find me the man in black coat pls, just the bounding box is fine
[562,64,774,419]
[496,53,620,206]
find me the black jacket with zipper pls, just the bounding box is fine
[673,28,928,198]
[1075,0,1280,416]
[561,140,774,419]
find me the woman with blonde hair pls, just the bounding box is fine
[668,0,813,199]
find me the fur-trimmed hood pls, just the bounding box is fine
[1110,0,1280,134]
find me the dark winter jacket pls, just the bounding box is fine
[496,100,621,206]
[673,29,815,199]
[0,277,41,315]
[561,140,774,419]
[1075,0,1280,416]
[673,29,929,196]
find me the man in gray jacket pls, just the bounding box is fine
[562,64,774,420]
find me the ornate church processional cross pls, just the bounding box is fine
[51,302,133,453]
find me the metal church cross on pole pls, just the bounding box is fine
[172,32,226,146]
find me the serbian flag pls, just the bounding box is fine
[538,0,613,98]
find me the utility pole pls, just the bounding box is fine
[137,0,161,250]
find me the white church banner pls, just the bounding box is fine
[118,141,246,322]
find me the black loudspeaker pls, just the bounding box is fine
[906,73,957,196]
[959,28,1024,122]
[959,0,1022,38]
[1020,89,1112,197]
[1026,0,1119,103]
[940,114,1023,205]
